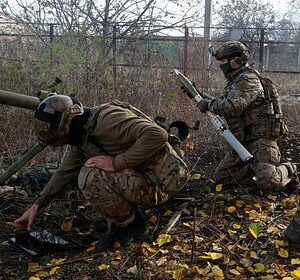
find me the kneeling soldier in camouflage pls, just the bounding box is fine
[13,95,190,249]
[197,41,299,193]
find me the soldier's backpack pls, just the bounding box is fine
[252,70,288,138]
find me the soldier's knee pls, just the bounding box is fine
[255,169,281,190]
[78,166,115,199]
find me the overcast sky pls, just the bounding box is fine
[262,0,288,14]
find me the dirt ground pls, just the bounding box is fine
[0,133,300,280]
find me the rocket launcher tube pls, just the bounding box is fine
[174,68,253,162]
[0,90,40,110]
[0,142,46,185]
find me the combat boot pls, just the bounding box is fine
[98,210,147,250]
[284,209,300,247]
[284,165,300,195]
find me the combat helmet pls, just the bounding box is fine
[215,41,250,65]
[33,95,84,145]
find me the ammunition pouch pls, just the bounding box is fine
[244,115,288,142]
[137,143,189,195]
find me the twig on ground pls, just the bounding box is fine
[162,202,189,234]
[191,207,197,263]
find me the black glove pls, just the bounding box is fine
[197,99,209,113]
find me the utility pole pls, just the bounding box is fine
[204,0,212,90]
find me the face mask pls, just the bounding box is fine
[219,62,232,76]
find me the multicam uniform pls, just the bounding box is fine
[35,103,190,226]
[207,66,296,190]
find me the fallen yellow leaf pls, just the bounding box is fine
[267,225,279,234]
[208,252,223,260]
[163,210,173,216]
[113,241,121,249]
[291,258,300,265]
[156,256,167,266]
[142,243,157,254]
[98,264,110,270]
[182,222,193,230]
[229,268,241,275]
[250,251,258,259]
[189,266,203,274]
[291,270,300,279]
[273,239,285,248]
[156,234,172,247]
[235,200,245,207]
[212,265,224,277]
[233,223,241,229]
[227,206,236,213]
[278,248,289,258]
[215,184,222,192]
[191,173,201,180]
[48,258,66,266]
[127,265,138,274]
[198,255,212,260]
[49,267,59,276]
[28,262,42,273]
[253,262,265,273]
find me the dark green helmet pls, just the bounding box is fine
[215,41,250,62]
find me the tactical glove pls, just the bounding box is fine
[197,99,209,113]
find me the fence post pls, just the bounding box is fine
[184,25,189,75]
[259,28,265,74]
[112,25,117,90]
[49,23,54,61]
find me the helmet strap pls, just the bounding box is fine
[66,108,91,145]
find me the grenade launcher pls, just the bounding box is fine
[174,68,253,162]
[0,78,61,184]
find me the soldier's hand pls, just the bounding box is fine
[13,204,40,231]
[197,99,209,113]
[85,155,115,171]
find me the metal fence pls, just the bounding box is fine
[1,22,300,85]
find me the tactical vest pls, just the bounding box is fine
[232,68,288,142]
[250,69,287,140]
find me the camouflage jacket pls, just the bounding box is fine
[207,66,272,142]
[35,103,189,207]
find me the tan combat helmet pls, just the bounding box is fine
[215,41,250,67]
[33,95,84,145]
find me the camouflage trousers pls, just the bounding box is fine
[214,138,297,190]
[78,166,188,226]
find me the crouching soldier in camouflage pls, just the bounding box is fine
[13,95,190,249]
[197,41,299,193]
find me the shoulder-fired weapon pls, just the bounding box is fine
[174,68,253,162]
